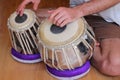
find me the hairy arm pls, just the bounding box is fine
[48,0,120,27]
[74,0,120,17]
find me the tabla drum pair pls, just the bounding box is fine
[37,18,96,79]
[7,9,42,63]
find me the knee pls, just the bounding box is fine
[98,54,120,76]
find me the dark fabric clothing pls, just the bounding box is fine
[85,15,120,41]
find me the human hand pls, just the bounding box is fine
[48,7,80,27]
[16,0,41,16]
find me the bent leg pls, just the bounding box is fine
[85,15,120,76]
[92,38,120,76]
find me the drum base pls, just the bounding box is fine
[11,48,42,63]
[46,61,90,80]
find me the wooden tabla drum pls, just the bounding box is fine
[7,9,41,63]
[37,18,95,79]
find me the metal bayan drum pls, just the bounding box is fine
[37,18,96,79]
[7,9,41,63]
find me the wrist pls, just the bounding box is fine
[72,6,84,18]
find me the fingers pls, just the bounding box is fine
[54,15,70,27]
[49,9,60,23]
[48,8,73,27]
[33,3,39,10]
[16,4,25,16]
[53,12,64,25]
[16,1,28,16]
[33,0,40,10]
[59,18,71,27]
[16,0,41,16]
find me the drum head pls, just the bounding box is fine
[8,9,36,31]
[38,18,85,48]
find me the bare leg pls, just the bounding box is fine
[91,38,120,76]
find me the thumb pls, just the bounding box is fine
[33,2,39,10]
